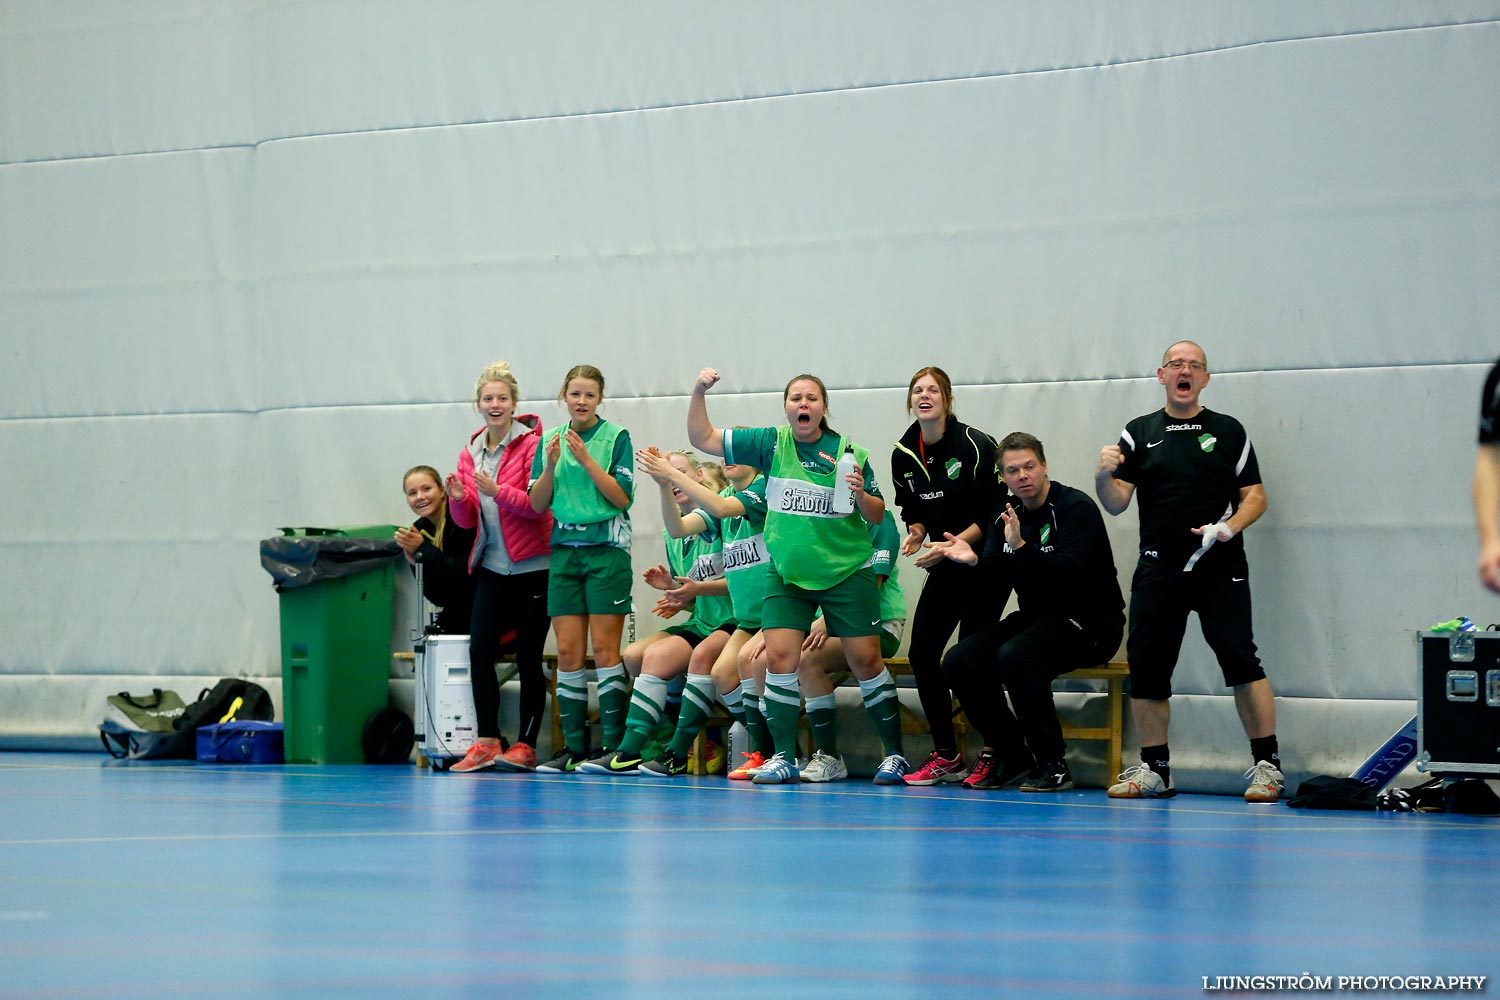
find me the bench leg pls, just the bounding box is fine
[1106,676,1123,780]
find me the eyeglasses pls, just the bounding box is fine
[1163,360,1206,372]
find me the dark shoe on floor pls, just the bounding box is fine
[638,750,690,777]
[967,754,1034,790]
[577,749,643,775]
[535,749,589,774]
[1019,760,1074,793]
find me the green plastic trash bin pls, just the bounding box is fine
[264,526,400,764]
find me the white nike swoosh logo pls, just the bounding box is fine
[613,598,629,605]
[1147,440,1164,448]
[1232,577,1245,582]
[871,620,881,626]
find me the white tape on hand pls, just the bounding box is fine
[1198,521,1234,548]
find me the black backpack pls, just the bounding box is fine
[174,679,276,735]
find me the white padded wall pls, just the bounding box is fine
[2,3,1497,785]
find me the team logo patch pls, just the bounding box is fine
[1040,524,1051,545]
[945,458,961,480]
[1198,433,1217,453]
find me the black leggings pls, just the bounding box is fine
[906,562,998,753]
[942,612,1122,765]
[469,567,550,745]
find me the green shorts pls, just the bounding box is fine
[548,545,632,617]
[761,565,882,638]
[878,622,903,658]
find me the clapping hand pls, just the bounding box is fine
[999,504,1024,550]
[643,564,674,590]
[923,531,978,566]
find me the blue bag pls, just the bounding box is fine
[196,721,285,764]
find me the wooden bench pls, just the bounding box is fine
[829,657,1130,782]
[401,649,1129,781]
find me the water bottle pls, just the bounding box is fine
[831,444,858,514]
[727,722,751,769]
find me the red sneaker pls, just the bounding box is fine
[492,742,537,773]
[450,741,505,773]
[727,750,767,780]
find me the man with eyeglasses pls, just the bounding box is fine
[1095,341,1283,803]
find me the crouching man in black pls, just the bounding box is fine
[928,432,1124,791]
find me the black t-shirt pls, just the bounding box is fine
[1480,359,1500,445]
[1114,407,1261,568]
[979,481,1124,628]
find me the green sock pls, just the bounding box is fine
[805,692,838,756]
[665,673,687,726]
[859,668,903,757]
[762,671,802,759]
[742,684,774,755]
[555,668,589,754]
[668,674,717,757]
[594,663,629,751]
[616,674,666,758]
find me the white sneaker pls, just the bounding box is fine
[800,750,849,783]
[1244,760,1285,803]
[1107,762,1177,799]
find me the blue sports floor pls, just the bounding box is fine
[0,752,1495,1000]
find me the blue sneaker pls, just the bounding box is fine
[873,754,910,785]
[751,751,800,784]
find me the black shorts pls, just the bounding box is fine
[1126,555,1264,700]
[660,620,737,648]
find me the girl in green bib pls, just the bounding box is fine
[625,446,773,777]
[687,367,910,785]
[578,449,734,775]
[528,365,635,772]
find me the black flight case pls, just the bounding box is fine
[1417,630,1500,776]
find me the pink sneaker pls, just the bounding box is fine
[961,748,998,789]
[450,741,505,773]
[904,751,967,786]
[492,742,537,773]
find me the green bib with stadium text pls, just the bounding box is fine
[764,424,873,591]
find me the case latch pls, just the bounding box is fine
[1449,632,1476,662]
